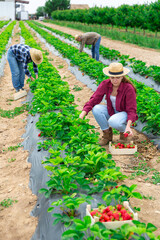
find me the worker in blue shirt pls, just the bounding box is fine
[7,44,43,94]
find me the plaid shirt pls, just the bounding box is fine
[10,44,38,77]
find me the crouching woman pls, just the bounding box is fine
[79,62,138,146]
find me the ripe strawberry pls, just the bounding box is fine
[120,209,127,216]
[116,204,122,211]
[90,209,99,216]
[113,212,120,220]
[38,132,42,137]
[82,73,84,76]
[103,214,110,222]
[104,206,110,212]
[123,213,133,220]
[124,132,129,138]
[107,211,113,217]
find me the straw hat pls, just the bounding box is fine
[103,62,130,77]
[75,34,81,41]
[30,48,43,65]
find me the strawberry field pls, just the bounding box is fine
[0,20,160,240]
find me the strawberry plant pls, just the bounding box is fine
[102,184,142,206]
[48,193,93,227]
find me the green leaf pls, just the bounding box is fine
[47,207,54,212]
[62,230,81,239]
[132,192,143,199]
[146,222,157,232]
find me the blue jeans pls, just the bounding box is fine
[91,36,101,61]
[7,48,25,91]
[92,104,128,132]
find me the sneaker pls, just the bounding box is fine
[15,89,20,93]
[21,87,25,90]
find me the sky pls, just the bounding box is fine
[23,0,157,14]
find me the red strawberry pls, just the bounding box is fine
[107,211,113,217]
[113,212,120,220]
[120,209,127,216]
[123,213,133,220]
[117,204,122,211]
[103,214,110,222]
[90,209,99,216]
[38,132,42,137]
[82,73,84,76]
[104,207,110,212]
[124,133,129,138]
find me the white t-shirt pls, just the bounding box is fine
[110,95,116,112]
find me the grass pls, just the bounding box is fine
[8,158,16,163]
[3,143,22,152]
[0,103,29,118]
[73,85,83,91]
[0,198,18,208]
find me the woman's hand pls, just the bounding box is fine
[36,75,38,79]
[124,126,133,136]
[124,120,133,136]
[79,111,87,119]
[30,76,35,81]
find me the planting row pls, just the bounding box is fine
[0,20,10,29]
[41,19,160,84]
[19,21,159,239]
[0,21,16,60]
[26,20,160,136]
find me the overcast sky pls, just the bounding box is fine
[24,0,157,14]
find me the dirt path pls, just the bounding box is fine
[38,21,160,67]
[0,21,160,240]
[0,23,37,240]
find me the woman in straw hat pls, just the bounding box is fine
[79,62,138,146]
[7,44,43,99]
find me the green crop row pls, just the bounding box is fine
[32,20,160,84]
[0,21,16,59]
[0,20,10,29]
[19,20,159,239]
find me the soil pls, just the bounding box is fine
[0,21,160,240]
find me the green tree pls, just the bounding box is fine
[45,0,70,17]
[36,6,45,18]
[147,0,160,37]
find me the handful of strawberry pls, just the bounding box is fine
[112,142,135,149]
[124,131,130,138]
[90,204,133,222]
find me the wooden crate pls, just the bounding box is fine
[86,201,138,230]
[109,141,137,155]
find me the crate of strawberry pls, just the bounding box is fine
[109,141,137,155]
[86,201,138,230]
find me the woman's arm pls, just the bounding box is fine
[79,111,87,119]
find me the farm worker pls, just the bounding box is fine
[7,44,43,96]
[75,32,101,61]
[79,62,138,146]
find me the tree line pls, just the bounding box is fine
[36,0,160,35]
